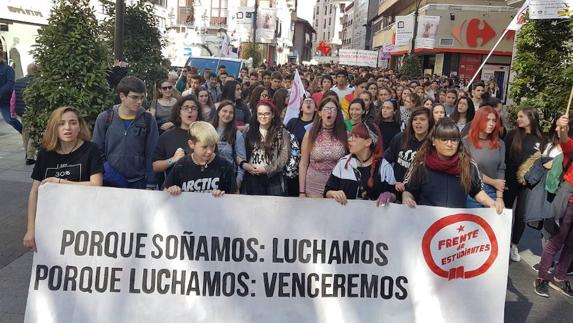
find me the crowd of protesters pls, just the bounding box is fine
[4,56,573,300]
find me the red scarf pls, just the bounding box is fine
[425,150,461,176]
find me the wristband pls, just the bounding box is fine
[239,160,248,169]
[299,191,305,194]
[168,159,174,167]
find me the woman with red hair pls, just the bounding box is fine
[324,121,396,206]
[462,106,506,208]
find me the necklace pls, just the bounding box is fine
[191,153,212,172]
[356,152,373,166]
[60,140,80,155]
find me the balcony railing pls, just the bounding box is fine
[210,16,227,27]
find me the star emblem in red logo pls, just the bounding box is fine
[457,225,465,233]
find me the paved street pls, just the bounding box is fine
[0,118,573,322]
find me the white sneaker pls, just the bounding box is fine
[510,244,521,262]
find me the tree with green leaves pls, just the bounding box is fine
[23,0,113,147]
[241,42,262,68]
[509,17,573,128]
[102,0,166,101]
[400,54,422,79]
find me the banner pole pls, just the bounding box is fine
[566,86,573,116]
[465,28,510,91]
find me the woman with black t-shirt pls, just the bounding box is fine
[285,96,317,196]
[376,99,401,151]
[152,95,202,187]
[384,108,433,195]
[324,122,396,205]
[402,118,503,213]
[23,106,104,251]
[504,107,544,262]
[286,96,316,145]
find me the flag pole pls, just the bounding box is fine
[465,28,510,90]
[566,86,573,116]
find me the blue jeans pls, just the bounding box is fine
[467,183,496,208]
[1,104,22,133]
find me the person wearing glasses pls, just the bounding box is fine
[150,79,178,133]
[241,100,291,196]
[324,121,396,206]
[300,97,347,198]
[152,95,202,188]
[92,76,159,189]
[401,118,503,213]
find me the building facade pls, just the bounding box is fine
[312,0,348,57]
[340,2,354,49]
[351,0,368,49]
[0,0,51,78]
[291,16,316,63]
[371,0,520,95]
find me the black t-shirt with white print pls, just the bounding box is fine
[164,155,235,193]
[31,141,104,182]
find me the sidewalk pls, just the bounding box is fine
[0,118,33,323]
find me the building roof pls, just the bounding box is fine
[293,16,316,34]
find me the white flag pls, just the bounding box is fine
[507,0,529,31]
[283,69,305,126]
[220,32,231,57]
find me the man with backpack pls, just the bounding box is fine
[92,76,159,189]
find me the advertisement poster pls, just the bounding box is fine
[395,15,415,47]
[235,7,255,41]
[256,7,277,43]
[416,15,440,49]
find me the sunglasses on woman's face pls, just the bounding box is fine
[161,86,173,90]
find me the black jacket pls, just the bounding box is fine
[405,162,483,208]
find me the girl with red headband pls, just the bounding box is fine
[324,121,396,206]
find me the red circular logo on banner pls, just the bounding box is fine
[421,213,498,280]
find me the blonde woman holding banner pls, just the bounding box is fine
[23,107,104,251]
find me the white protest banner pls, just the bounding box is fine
[338,49,355,66]
[256,7,277,43]
[355,50,379,68]
[416,15,440,49]
[530,0,573,20]
[395,15,415,47]
[338,49,379,67]
[26,185,512,323]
